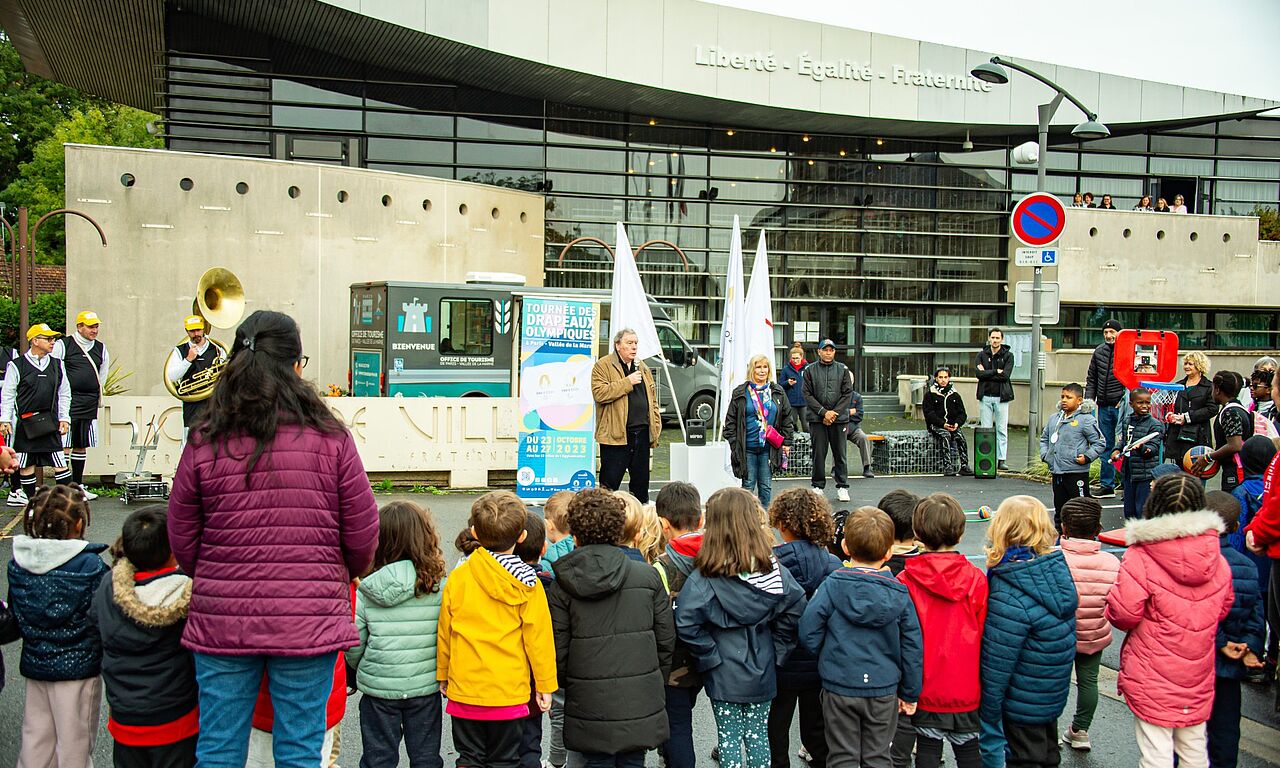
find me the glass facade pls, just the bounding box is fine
[161,13,1280,391]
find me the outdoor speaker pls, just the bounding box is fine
[686,420,706,447]
[973,427,997,479]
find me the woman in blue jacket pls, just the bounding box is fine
[979,496,1078,768]
[779,344,809,431]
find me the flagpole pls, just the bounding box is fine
[661,358,688,443]
[712,356,724,442]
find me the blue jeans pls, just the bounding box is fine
[359,693,442,768]
[663,685,701,768]
[193,652,337,768]
[978,397,1008,461]
[1122,477,1151,519]
[1097,405,1119,489]
[742,448,773,507]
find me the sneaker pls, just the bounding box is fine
[797,746,812,763]
[82,489,98,501]
[943,467,958,477]
[1094,487,1116,499]
[997,461,1010,471]
[1062,726,1091,751]
[836,487,850,502]
[710,746,720,763]
[863,469,875,479]
[6,489,27,507]
[811,486,825,496]
[959,465,974,476]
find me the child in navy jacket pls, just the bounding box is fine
[8,486,110,768]
[800,506,923,768]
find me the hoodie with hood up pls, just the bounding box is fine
[1105,510,1233,727]
[676,557,806,703]
[89,558,196,744]
[800,566,923,701]
[348,559,444,700]
[774,540,841,689]
[898,552,987,716]
[548,544,674,755]
[8,535,109,681]
[437,547,556,709]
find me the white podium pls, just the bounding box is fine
[668,441,739,502]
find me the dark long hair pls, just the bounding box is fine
[194,310,342,483]
[373,501,445,596]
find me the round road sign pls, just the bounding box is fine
[1010,192,1067,247]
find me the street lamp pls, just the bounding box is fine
[971,56,1109,465]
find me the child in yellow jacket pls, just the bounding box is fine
[438,491,557,767]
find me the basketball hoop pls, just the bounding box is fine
[1138,381,1184,424]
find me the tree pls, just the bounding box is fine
[0,31,101,191]
[1251,205,1280,241]
[2,104,161,262]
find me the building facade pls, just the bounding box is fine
[4,0,1279,391]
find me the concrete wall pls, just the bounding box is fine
[64,144,545,394]
[1008,209,1274,308]
[88,396,519,487]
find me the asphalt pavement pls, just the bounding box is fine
[2,472,1278,767]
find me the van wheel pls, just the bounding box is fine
[686,393,716,424]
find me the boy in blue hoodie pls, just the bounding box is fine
[1231,435,1276,682]
[799,506,923,768]
[1040,384,1105,527]
[1111,387,1165,519]
[1204,492,1266,768]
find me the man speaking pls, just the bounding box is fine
[591,328,661,503]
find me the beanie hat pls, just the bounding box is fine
[1150,463,1184,480]
[1102,319,1123,333]
[1240,434,1278,477]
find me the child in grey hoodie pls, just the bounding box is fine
[1040,383,1106,527]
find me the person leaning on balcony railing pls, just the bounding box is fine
[1134,195,1154,212]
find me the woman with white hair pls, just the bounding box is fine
[723,354,793,506]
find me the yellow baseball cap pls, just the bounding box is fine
[184,315,205,331]
[26,323,61,341]
[75,310,100,326]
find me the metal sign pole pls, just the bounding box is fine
[1027,97,1060,467]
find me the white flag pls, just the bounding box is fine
[742,230,774,362]
[609,222,661,360]
[716,216,747,433]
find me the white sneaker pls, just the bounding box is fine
[82,489,99,501]
[1062,726,1091,751]
[810,487,824,496]
[6,489,27,507]
[797,745,812,763]
[836,487,850,502]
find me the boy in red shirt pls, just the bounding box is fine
[896,494,989,768]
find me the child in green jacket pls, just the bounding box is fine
[348,501,447,768]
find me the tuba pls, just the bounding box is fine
[163,267,245,402]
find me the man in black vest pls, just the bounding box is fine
[803,339,854,502]
[164,315,226,438]
[51,310,109,496]
[0,324,72,501]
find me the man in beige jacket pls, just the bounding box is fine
[591,328,661,503]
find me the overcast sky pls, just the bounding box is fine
[707,0,1280,103]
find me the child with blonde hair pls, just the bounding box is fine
[979,496,1078,768]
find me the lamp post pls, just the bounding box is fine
[971,56,1109,466]
[0,207,108,349]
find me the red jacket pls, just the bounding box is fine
[897,552,988,713]
[1243,452,1280,557]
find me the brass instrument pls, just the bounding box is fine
[164,268,245,402]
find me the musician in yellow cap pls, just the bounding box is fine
[51,310,109,497]
[165,315,227,435]
[0,323,73,502]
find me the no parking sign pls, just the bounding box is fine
[1010,192,1066,247]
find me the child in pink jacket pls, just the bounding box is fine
[1058,498,1120,752]
[1105,474,1234,768]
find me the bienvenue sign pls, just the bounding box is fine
[693,45,994,92]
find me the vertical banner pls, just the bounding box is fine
[516,297,599,502]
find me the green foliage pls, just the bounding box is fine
[372,479,395,494]
[86,485,124,498]
[2,104,161,262]
[0,291,65,346]
[1251,205,1280,241]
[410,484,448,495]
[103,361,133,396]
[0,32,102,192]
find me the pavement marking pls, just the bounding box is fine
[1092,664,1280,764]
[0,509,22,539]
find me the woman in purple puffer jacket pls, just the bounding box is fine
[168,310,379,768]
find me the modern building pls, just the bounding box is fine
[4,0,1279,392]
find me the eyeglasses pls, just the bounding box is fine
[33,336,53,342]
[299,355,309,369]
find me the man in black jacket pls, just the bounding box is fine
[1084,319,1126,497]
[803,339,853,502]
[975,328,1015,471]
